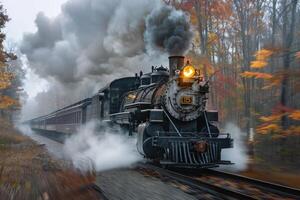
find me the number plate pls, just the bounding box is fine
[180,96,193,105]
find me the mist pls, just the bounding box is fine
[221,123,248,171]
[63,121,142,171]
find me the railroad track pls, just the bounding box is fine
[90,184,109,200]
[202,169,300,199]
[33,131,300,199]
[139,164,300,200]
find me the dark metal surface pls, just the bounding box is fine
[162,140,221,165]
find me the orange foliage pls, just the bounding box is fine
[208,32,219,45]
[256,123,281,134]
[189,9,198,25]
[0,95,18,109]
[250,49,273,69]
[0,71,13,90]
[241,71,272,79]
[257,106,300,135]
[260,114,282,122]
[254,49,273,61]
[209,0,233,19]
[250,60,268,68]
[288,110,300,121]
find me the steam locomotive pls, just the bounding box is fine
[29,56,233,167]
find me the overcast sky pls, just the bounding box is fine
[1,0,68,99]
[2,0,68,42]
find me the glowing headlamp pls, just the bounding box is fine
[182,65,196,78]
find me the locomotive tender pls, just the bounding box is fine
[30,56,233,167]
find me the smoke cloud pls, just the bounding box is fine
[221,123,248,171]
[20,0,159,119]
[145,6,193,55]
[63,121,141,171]
[19,0,193,120]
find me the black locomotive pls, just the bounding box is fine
[29,56,233,168]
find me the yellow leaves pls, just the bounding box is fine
[260,114,282,122]
[0,82,11,90]
[0,71,13,90]
[254,49,273,61]
[250,49,273,69]
[257,113,282,134]
[250,60,268,68]
[288,110,300,120]
[241,71,273,79]
[0,95,18,109]
[256,108,300,136]
[242,49,274,80]
[208,32,219,45]
[256,124,281,134]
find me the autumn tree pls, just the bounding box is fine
[280,0,298,128]
[0,4,19,121]
[241,0,300,136]
[166,0,300,137]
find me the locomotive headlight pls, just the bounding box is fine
[182,65,196,78]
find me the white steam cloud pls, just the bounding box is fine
[20,0,193,120]
[63,121,142,171]
[221,123,248,171]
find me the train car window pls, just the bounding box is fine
[111,89,119,103]
[151,75,168,84]
[99,93,104,100]
[141,77,150,85]
[151,75,161,83]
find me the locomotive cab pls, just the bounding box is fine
[150,66,169,84]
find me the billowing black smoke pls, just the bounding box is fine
[20,0,193,120]
[145,6,193,55]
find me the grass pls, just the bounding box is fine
[0,119,101,200]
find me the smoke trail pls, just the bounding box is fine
[221,123,248,171]
[145,6,193,55]
[63,121,142,171]
[20,0,164,119]
[20,0,194,120]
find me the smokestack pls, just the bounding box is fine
[169,56,185,77]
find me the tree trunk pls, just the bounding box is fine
[280,0,298,128]
[234,0,252,134]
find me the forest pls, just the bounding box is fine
[163,0,300,139]
[0,0,300,138]
[0,1,299,197]
[0,5,21,122]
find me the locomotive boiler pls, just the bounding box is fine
[111,56,233,167]
[29,55,233,168]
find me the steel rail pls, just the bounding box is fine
[142,164,258,200]
[33,130,300,199]
[204,169,300,199]
[90,184,109,200]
